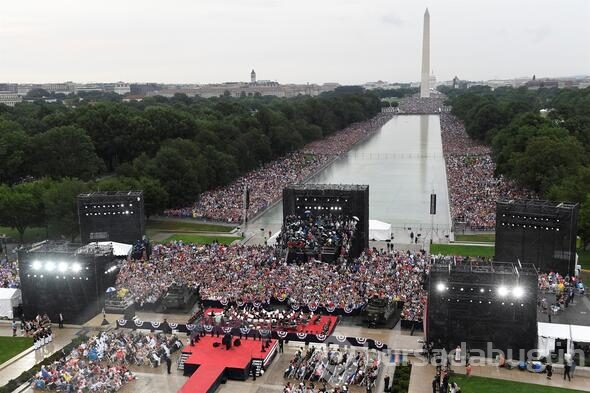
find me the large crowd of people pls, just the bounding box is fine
[280,214,356,260]
[398,95,447,114]
[283,346,381,389]
[0,261,19,288]
[31,331,183,391]
[439,112,531,229]
[201,307,334,334]
[164,115,392,223]
[116,242,430,322]
[538,272,584,316]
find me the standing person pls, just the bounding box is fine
[166,355,172,374]
[571,359,576,378]
[454,345,461,364]
[58,313,64,328]
[564,358,571,381]
[465,363,472,378]
[11,319,17,336]
[410,231,414,242]
[383,374,390,392]
[278,337,284,353]
[546,363,553,380]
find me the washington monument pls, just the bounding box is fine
[420,8,431,98]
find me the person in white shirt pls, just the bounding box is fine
[454,345,462,363]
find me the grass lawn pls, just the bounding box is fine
[430,243,495,258]
[577,249,590,270]
[162,234,242,245]
[0,336,33,364]
[455,233,496,243]
[450,374,586,393]
[146,220,235,233]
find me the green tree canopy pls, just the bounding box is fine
[32,126,104,180]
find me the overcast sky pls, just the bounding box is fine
[1,0,588,85]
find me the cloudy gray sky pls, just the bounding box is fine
[1,0,588,84]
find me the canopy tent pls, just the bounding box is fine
[369,220,392,241]
[95,241,133,257]
[570,324,590,344]
[267,232,280,246]
[0,288,21,319]
[537,322,572,356]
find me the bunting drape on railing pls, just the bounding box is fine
[115,319,389,351]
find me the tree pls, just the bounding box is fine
[507,135,586,193]
[25,88,50,99]
[32,126,105,180]
[0,184,44,243]
[465,102,505,142]
[0,121,31,184]
[43,178,88,241]
[138,177,169,218]
[150,139,207,206]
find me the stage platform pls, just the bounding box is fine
[179,336,277,393]
[202,307,338,335]
[537,290,589,325]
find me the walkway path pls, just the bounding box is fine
[0,327,79,386]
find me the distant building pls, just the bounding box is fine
[112,82,131,95]
[0,83,17,93]
[146,70,337,99]
[525,78,559,90]
[130,83,161,95]
[0,91,22,106]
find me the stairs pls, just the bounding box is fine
[177,352,190,370]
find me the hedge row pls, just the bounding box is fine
[391,363,412,393]
[0,335,88,393]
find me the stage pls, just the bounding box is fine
[179,336,277,393]
[202,307,338,336]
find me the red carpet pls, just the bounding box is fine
[178,336,276,393]
[203,307,338,335]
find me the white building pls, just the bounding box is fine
[0,92,22,106]
[113,82,131,95]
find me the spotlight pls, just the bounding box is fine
[498,286,509,297]
[45,261,56,271]
[32,260,42,270]
[72,263,82,273]
[513,287,524,298]
[58,262,68,272]
[436,283,446,292]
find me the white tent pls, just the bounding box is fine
[0,288,21,319]
[96,241,133,257]
[369,220,392,241]
[537,322,572,356]
[570,324,590,344]
[267,231,280,246]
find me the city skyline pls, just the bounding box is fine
[1,0,589,85]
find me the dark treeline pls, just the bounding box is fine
[0,89,381,242]
[440,85,590,245]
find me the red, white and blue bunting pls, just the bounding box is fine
[114,320,388,351]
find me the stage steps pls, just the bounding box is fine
[178,352,190,370]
